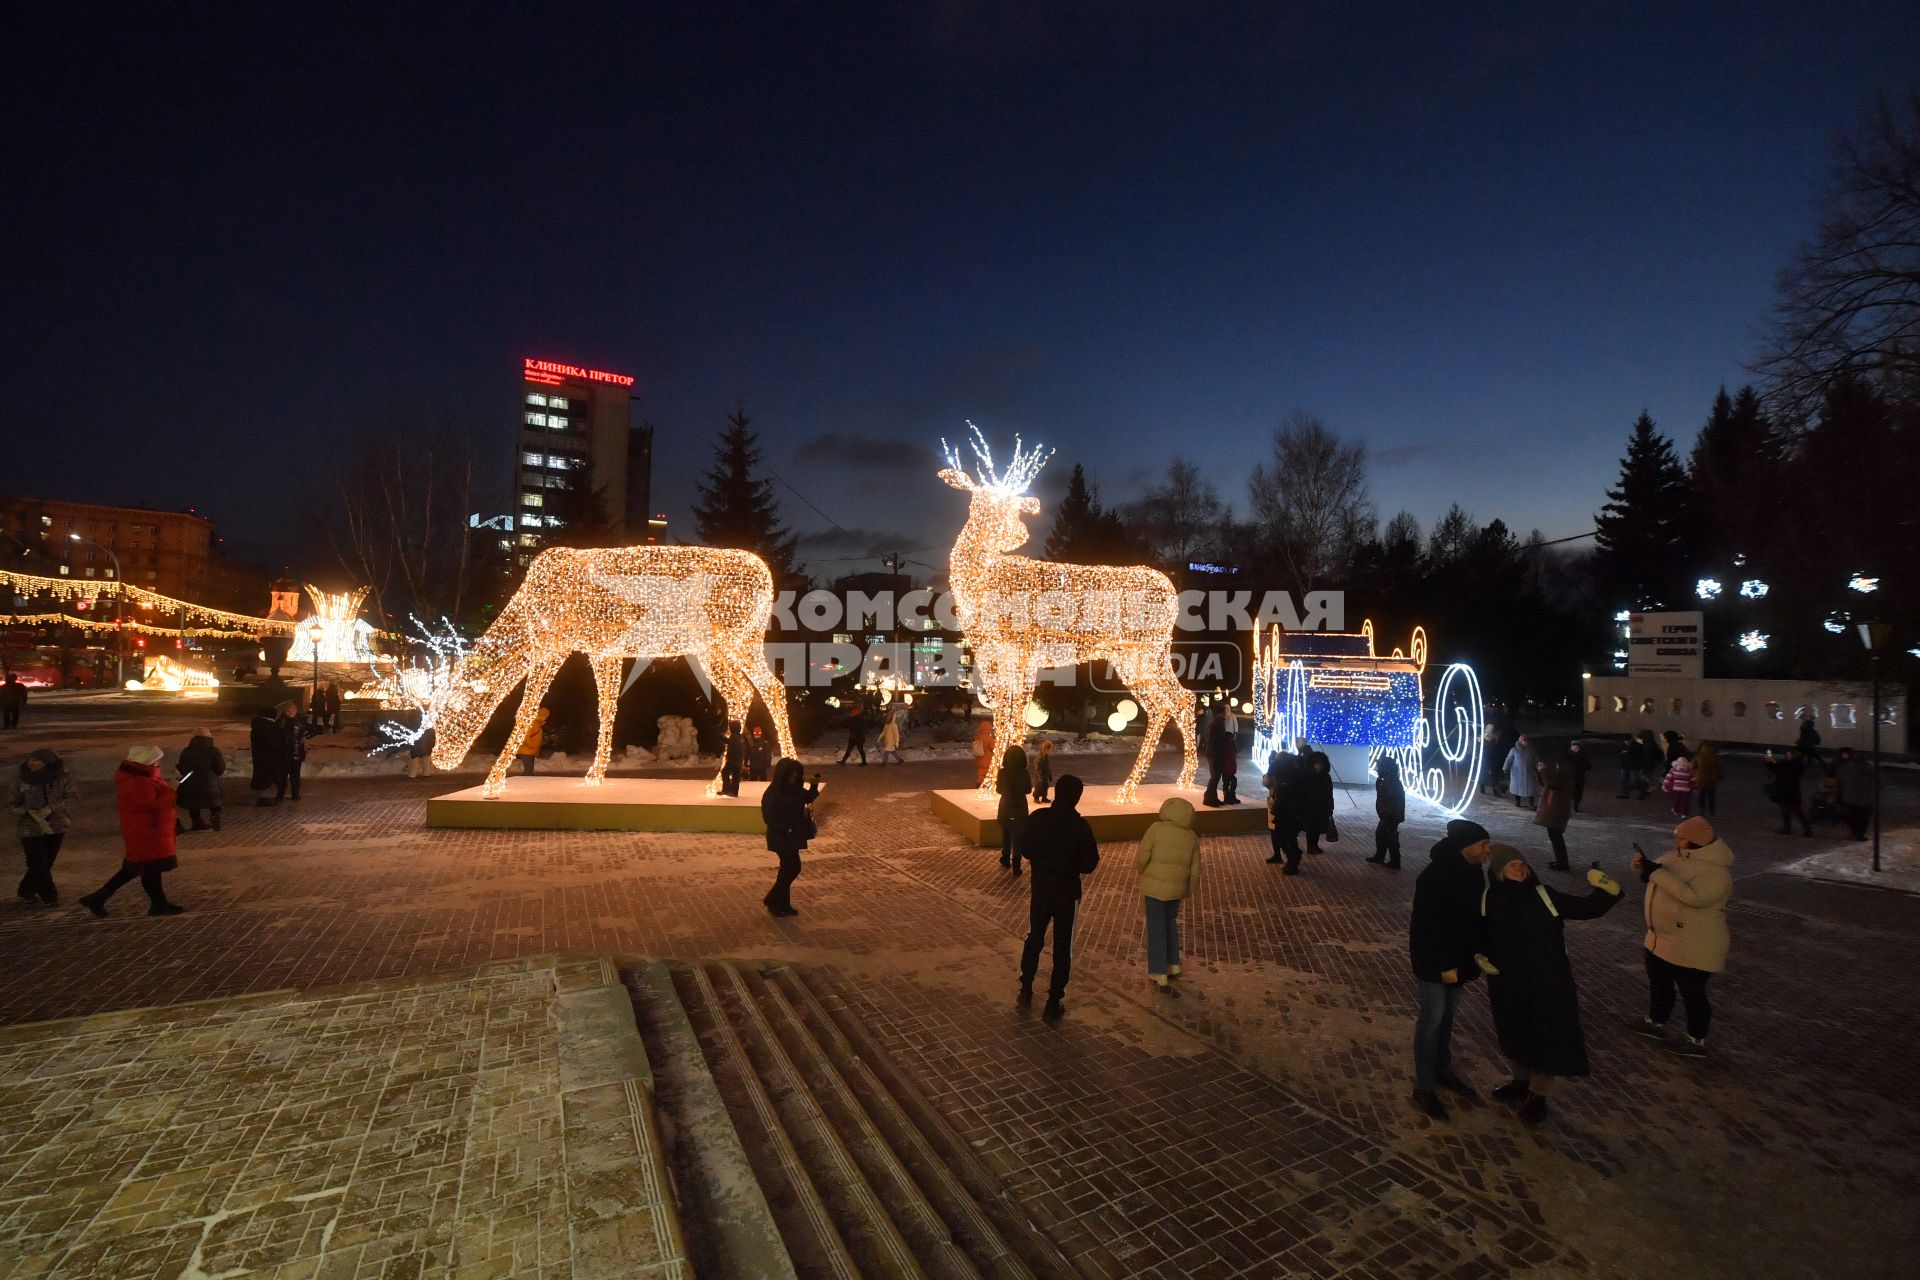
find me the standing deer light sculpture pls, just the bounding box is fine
[940,425,1196,803]
[427,545,795,797]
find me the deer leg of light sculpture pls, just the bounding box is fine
[975,645,1032,800]
[704,653,755,796]
[1159,660,1198,791]
[733,638,798,760]
[585,654,624,786]
[485,653,563,798]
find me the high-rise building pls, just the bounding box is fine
[512,357,658,567]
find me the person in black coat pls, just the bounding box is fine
[1616,736,1647,799]
[1480,844,1624,1126]
[746,726,773,782]
[175,731,226,830]
[759,758,820,917]
[1296,750,1335,857]
[1768,747,1812,836]
[1567,742,1592,811]
[1263,748,1304,871]
[838,703,867,766]
[996,742,1030,873]
[1407,819,1495,1120]
[1367,756,1406,869]
[1016,774,1100,1020]
[276,702,308,801]
[720,723,745,797]
[1203,706,1230,807]
[249,706,286,806]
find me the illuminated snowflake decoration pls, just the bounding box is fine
[1848,574,1880,594]
[1823,612,1850,634]
[1612,609,1632,623]
[1739,630,1770,653]
[1695,578,1723,600]
[1739,579,1770,599]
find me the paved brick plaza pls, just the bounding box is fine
[2,744,1916,1278]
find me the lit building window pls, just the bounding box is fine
[525,412,546,427]
[84,567,95,577]
[104,569,114,579]
[58,565,69,576]
[547,396,569,409]
[522,451,543,467]
[526,393,548,406]
[519,533,537,546]
[521,493,543,507]
[547,454,573,468]
[520,514,543,528]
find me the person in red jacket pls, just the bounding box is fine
[79,746,185,917]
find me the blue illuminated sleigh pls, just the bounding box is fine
[1251,621,1485,816]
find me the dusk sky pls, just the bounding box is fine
[7,3,1919,574]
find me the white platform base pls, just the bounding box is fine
[426,775,783,832]
[930,783,1269,846]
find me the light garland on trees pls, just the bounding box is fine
[0,612,265,640]
[0,565,300,634]
[939,424,1195,804]
[424,545,796,797]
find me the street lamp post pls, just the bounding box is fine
[69,534,123,686]
[1856,620,1891,874]
[307,620,326,730]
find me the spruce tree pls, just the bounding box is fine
[1595,411,1689,609]
[1044,464,1100,560]
[692,403,798,583]
[1688,385,1779,564]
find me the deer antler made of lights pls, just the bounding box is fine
[939,423,1196,803]
[427,545,795,797]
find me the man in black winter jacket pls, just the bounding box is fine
[1408,818,1494,1120]
[1016,774,1100,1020]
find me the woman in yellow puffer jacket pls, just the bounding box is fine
[1137,796,1201,994]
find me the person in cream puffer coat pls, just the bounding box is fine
[1629,816,1733,1056]
[1137,796,1201,992]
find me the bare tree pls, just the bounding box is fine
[313,408,497,626]
[1120,456,1225,567]
[1247,413,1375,594]
[1754,89,1920,418]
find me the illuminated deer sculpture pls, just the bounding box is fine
[940,425,1196,803]
[428,545,795,797]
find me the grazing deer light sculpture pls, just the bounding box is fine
[940,425,1196,803]
[427,545,795,797]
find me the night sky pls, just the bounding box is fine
[7,4,1918,574]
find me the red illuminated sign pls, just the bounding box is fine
[523,357,635,388]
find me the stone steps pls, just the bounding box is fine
[624,960,1080,1280]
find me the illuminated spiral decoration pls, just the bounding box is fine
[1368,661,1484,817]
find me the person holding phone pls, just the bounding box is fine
[1479,844,1623,1125]
[1627,817,1734,1058]
[759,759,820,918]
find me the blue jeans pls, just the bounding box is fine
[1412,980,1461,1092]
[1144,897,1182,975]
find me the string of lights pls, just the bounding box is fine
[423,545,797,798]
[0,611,265,640]
[940,424,1196,804]
[0,565,300,633]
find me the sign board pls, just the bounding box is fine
[1628,611,1703,679]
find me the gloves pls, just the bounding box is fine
[1588,867,1622,896]
[1473,953,1500,977]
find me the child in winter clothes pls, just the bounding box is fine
[1367,757,1406,869]
[1030,739,1053,802]
[1661,753,1695,818]
[1136,796,1201,993]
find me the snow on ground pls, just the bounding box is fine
[1778,827,1920,894]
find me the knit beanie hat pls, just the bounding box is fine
[126,745,164,767]
[1446,818,1491,845]
[1675,816,1715,847]
[1485,843,1525,880]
